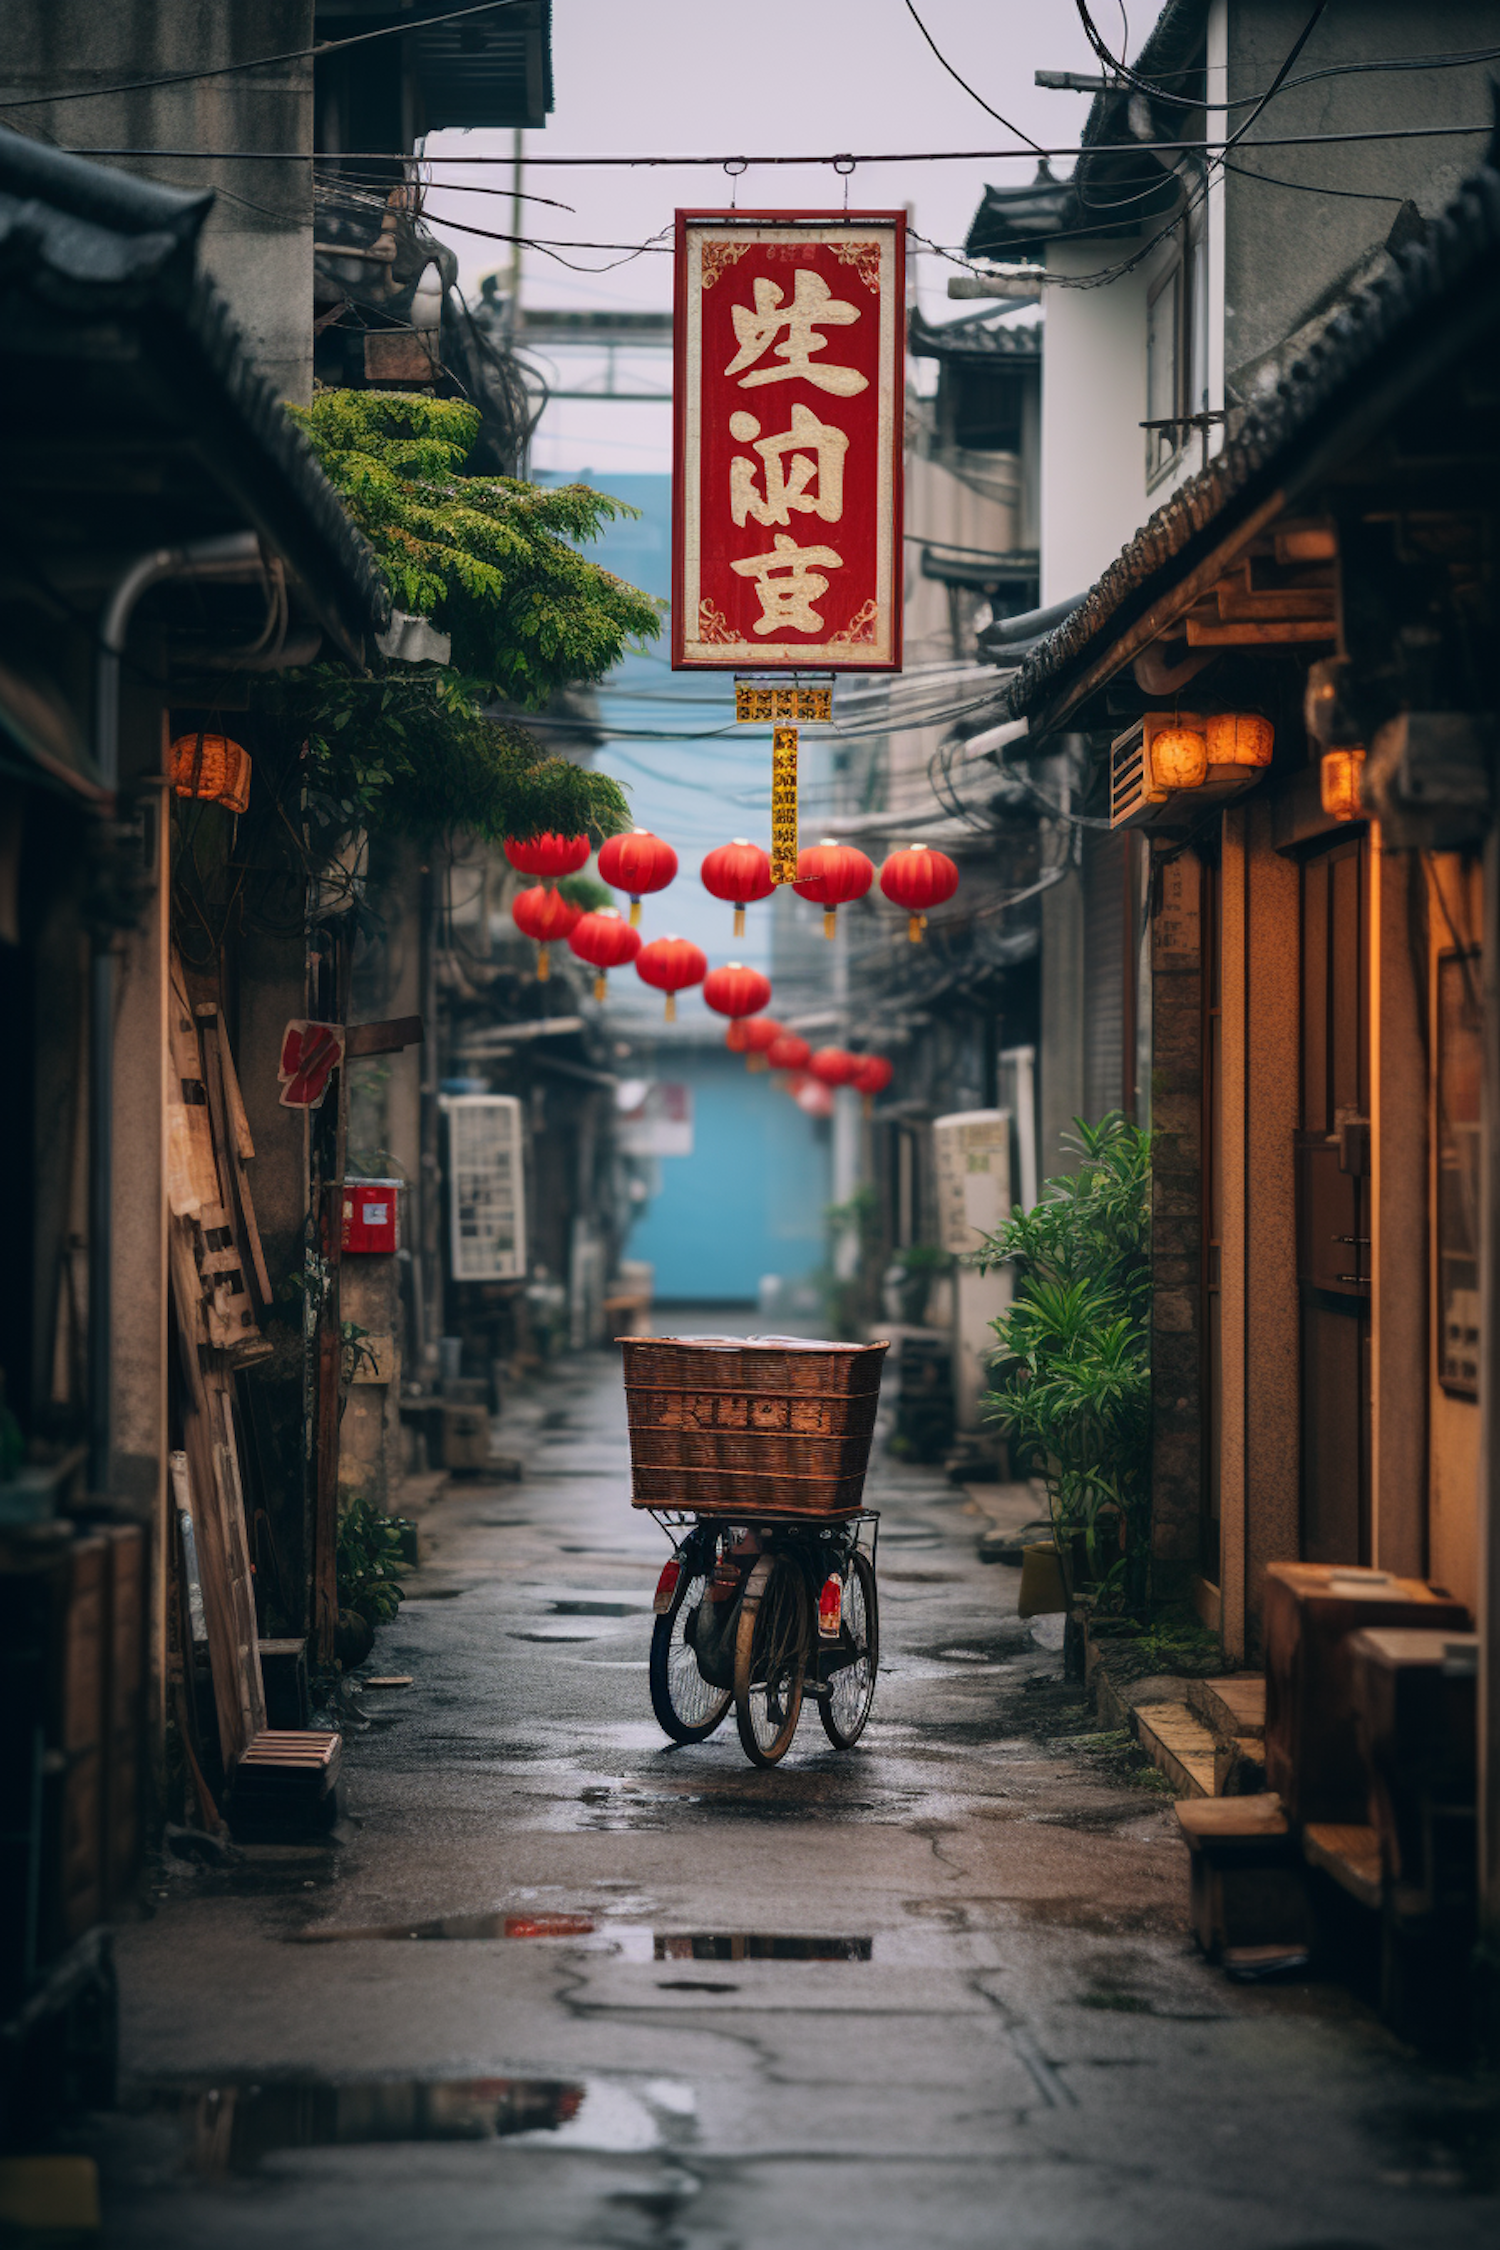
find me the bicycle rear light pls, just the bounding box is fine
[817,1575,843,1638]
[653,1557,683,1614]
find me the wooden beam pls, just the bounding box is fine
[345,1015,424,1059]
[1185,617,1337,647]
[1217,586,1336,622]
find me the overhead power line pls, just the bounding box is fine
[42,119,1495,167]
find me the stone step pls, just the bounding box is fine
[1188,1673,1266,1745]
[1133,1701,1216,1798]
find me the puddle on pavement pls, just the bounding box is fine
[549,1598,651,1617]
[299,1910,598,1943]
[654,1933,872,1962]
[135,2072,694,2171]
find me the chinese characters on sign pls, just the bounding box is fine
[770,726,799,885]
[673,214,905,671]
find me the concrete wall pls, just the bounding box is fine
[0,2,315,403]
[627,1045,831,1305]
[1038,243,1150,605]
[1224,1,1497,407]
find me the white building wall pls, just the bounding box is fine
[1037,245,1150,606]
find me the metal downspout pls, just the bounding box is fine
[87,531,262,1494]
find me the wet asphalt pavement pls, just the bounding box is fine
[98,1349,1500,2248]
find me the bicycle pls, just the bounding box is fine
[647,1510,879,1768]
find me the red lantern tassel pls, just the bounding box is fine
[536,947,551,981]
[823,909,836,940]
[629,897,642,928]
[593,973,607,1001]
[664,991,677,1023]
[909,913,925,943]
[734,905,746,937]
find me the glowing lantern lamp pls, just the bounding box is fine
[1206,712,1274,768]
[170,731,252,814]
[503,831,590,880]
[1321,747,1366,823]
[511,882,581,980]
[635,934,706,1022]
[809,1046,860,1089]
[879,844,959,943]
[793,838,874,939]
[732,1015,783,1071]
[1150,725,1209,793]
[567,907,641,1000]
[703,961,773,1030]
[852,1052,894,1117]
[701,838,775,938]
[598,828,678,927]
[766,1031,811,1073]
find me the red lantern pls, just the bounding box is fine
[512,883,581,980]
[635,934,706,1022]
[766,1032,811,1073]
[852,1054,894,1115]
[879,844,959,943]
[701,838,774,938]
[504,831,590,880]
[703,962,773,1024]
[734,1015,783,1072]
[793,838,874,939]
[790,1072,835,1119]
[809,1046,860,1088]
[567,907,641,1001]
[598,828,678,927]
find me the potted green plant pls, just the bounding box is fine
[979,1114,1152,1616]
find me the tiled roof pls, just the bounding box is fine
[908,306,1042,362]
[0,126,389,638]
[1005,135,1500,723]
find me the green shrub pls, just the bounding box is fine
[336,1495,413,1629]
[980,1114,1152,1611]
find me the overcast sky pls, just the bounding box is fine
[423,0,1111,472]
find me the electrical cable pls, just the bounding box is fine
[901,0,1047,157]
[50,119,1494,166]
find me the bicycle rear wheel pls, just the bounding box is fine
[649,1553,732,1744]
[819,1549,879,1749]
[734,1551,808,1768]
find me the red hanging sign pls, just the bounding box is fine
[672,210,905,672]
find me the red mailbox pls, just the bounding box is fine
[342,1178,400,1255]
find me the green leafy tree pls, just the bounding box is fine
[290,390,661,703]
[981,1115,1153,1610]
[254,389,663,848]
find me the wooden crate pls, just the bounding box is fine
[620,1338,888,1517]
[1347,1627,1478,1897]
[1175,1796,1311,1958]
[1263,1564,1470,1825]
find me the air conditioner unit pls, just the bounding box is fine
[446,1094,526,1282]
[1109,712,1260,831]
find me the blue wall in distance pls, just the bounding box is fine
[627,1046,830,1303]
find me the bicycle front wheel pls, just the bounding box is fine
[649,1557,732,1744]
[819,1549,879,1749]
[734,1551,809,1768]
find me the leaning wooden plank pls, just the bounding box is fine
[213,1017,257,1161]
[167,1223,266,1763]
[198,1013,274,1306]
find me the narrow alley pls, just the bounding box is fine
[99,1347,1499,2250]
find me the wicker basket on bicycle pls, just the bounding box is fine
[620,1336,888,1519]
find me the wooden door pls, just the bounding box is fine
[1295,835,1371,1562]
